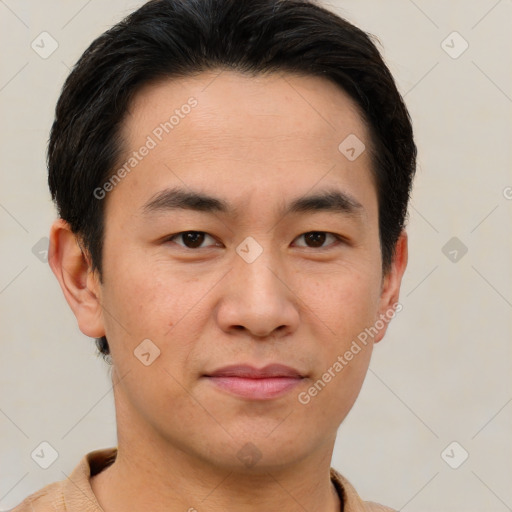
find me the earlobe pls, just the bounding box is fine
[48,219,106,338]
[373,230,408,344]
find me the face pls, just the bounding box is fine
[68,70,406,471]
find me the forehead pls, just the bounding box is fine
[108,70,376,222]
[121,70,369,159]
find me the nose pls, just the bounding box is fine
[215,244,300,340]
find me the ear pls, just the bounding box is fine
[373,230,408,344]
[48,218,105,338]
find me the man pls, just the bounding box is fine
[12,0,415,510]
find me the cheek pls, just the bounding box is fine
[101,247,181,331]
[314,265,382,336]
[300,269,380,410]
[99,250,213,375]
[298,344,372,431]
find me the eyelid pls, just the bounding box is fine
[165,230,347,250]
[165,231,220,248]
[293,232,344,249]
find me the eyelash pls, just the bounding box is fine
[164,231,346,250]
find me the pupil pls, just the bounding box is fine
[306,232,325,247]
[181,232,326,249]
[184,231,204,248]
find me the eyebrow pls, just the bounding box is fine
[141,186,364,219]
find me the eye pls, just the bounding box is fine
[165,230,344,250]
[293,231,343,249]
[166,231,219,249]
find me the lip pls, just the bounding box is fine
[204,364,305,400]
[207,364,304,379]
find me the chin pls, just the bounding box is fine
[203,425,322,473]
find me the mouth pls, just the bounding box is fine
[203,364,306,400]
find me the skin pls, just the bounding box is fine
[49,70,408,512]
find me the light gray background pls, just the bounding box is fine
[1,1,511,510]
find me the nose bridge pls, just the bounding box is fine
[235,234,283,301]
[218,235,298,338]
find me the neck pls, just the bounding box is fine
[91,437,341,512]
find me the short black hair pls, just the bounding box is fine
[48,0,417,361]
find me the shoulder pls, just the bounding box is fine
[330,467,396,512]
[363,501,396,512]
[7,446,116,512]
[9,480,65,512]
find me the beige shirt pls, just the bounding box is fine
[10,447,395,512]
